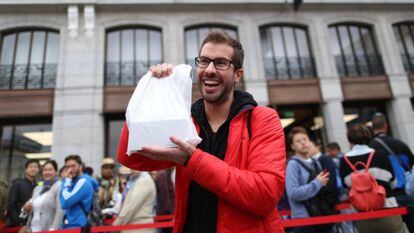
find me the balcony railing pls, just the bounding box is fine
[105,61,162,86]
[0,63,57,89]
[334,55,384,77]
[401,54,414,75]
[263,57,316,80]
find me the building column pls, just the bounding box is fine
[375,19,414,151]
[52,5,105,171]
[164,18,185,65]
[309,19,349,151]
[239,16,269,106]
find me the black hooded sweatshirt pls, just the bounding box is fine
[183,90,257,233]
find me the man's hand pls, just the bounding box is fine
[140,136,196,165]
[149,63,173,78]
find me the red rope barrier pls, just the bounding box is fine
[282,207,408,228]
[91,221,174,232]
[1,206,407,233]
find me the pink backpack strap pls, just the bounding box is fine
[343,153,357,172]
[344,150,375,172]
[365,150,375,170]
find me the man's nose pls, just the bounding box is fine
[204,61,217,74]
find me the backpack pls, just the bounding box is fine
[80,190,102,226]
[290,158,337,217]
[406,166,414,198]
[343,150,386,211]
[374,137,411,189]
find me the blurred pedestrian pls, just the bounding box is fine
[97,158,122,221]
[369,112,414,232]
[154,168,175,233]
[114,171,156,233]
[21,160,63,232]
[286,127,334,233]
[326,142,356,233]
[59,155,94,229]
[7,159,40,227]
[0,176,8,224]
[340,124,406,233]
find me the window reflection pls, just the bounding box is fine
[393,22,414,74]
[329,24,384,77]
[0,123,52,183]
[260,25,316,80]
[106,118,124,161]
[0,29,59,89]
[105,27,163,86]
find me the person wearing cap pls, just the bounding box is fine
[118,166,131,203]
[97,158,122,222]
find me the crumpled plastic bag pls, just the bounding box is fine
[126,64,201,155]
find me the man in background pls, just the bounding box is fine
[59,155,94,229]
[370,112,414,232]
[7,159,39,227]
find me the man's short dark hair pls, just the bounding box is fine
[372,112,387,130]
[347,124,373,145]
[287,126,308,146]
[25,159,40,169]
[83,166,94,176]
[327,142,341,151]
[199,30,244,70]
[64,154,83,165]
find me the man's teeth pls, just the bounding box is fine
[204,80,219,85]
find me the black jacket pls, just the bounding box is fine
[370,133,414,195]
[370,133,414,168]
[183,90,257,233]
[7,177,36,227]
[318,154,340,204]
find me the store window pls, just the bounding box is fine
[343,101,388,127]
[105,115,124,161]
[271,104,326,157]
[0,29,59,89]
[260,25,316,80]
[0,123,52,182]
[105,27,163,86]
[329,24,384,77]
[393,22,414,75]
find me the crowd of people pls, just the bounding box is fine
[0,155,175,233]
[284,112,414,233]
[1,113,412,233]
[0,30,414,233]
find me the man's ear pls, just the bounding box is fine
[290,143,296,152]
[235,68,243,84]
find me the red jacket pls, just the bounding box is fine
[118,106,286,233]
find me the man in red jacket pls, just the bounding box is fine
[118,31,286,233]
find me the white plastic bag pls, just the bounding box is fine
[126,64,201,155]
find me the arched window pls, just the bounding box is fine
[0,29,59,89]
[393,22,414,74]
[105,27,163,86]
[329,24,384,77]
[185,25,238,81]
[260,25,316,80]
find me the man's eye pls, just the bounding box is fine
[199,58,210,64]
[215,59,228,65]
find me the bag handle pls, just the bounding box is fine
[344,150,375,172]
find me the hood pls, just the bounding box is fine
[84,174,99,191]
[191,90,258,124]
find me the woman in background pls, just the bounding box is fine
[21,160,63,232]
